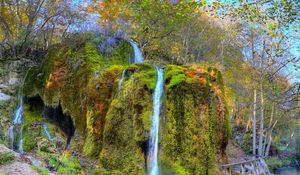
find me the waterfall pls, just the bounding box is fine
[8,126,14,149]
[117,40,143,90]
[43,123,54,141]
[118,70,126,90]
[19,126,23,154]
[129,40,144,63]
[28,156,41,167]
[148,67,164,175]
[13,96,23,124]
[9,96,24,153]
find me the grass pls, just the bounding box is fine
[46,153,82,175]
[32,165,49,175]
[0,152,15,165]
[266,156,296,172]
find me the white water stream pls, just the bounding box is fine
[8,96,24,153]
[43,123,54,141]
[148,67,164,175]
[129,40,144,64]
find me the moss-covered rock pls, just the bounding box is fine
[22,104,57,152]
[98,63,156,174]
[83,65,124,157]
[22,38,230,174]
[160,65,231,174]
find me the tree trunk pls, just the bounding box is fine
[265,135,272,157]
[251,30,257,156]
[183,23,191,64]
[262,127,268,156]
[265,102,275,157]
[258,81,264,157]
[258,40,266,157]
[252,89,257,156]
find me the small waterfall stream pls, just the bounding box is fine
[13,96,23,124]
[19,126,23,153]
[43,123,54,141]
[118,40,144,89]
[8,96,24,153]
[129,40,144,63]
[8,126,14,149]
[118,70,126,90]
[122,40,164,174]
[148,67,164,175]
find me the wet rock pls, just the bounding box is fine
[0,144,17,157]
[0,84,8,90]
[0,92,11,101]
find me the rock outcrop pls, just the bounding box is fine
[0,144,39,175]
[21,37,231,174]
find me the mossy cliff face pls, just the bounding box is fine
[22,38,230,174]
[161,65,231,174]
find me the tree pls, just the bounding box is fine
[0,0,85,60]
[212,0,299,157]
[88,0,198,60]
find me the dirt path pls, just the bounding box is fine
[0,144,39,175]
[0,161,39,175]
[225,140,253,164]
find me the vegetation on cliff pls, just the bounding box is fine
[0,0,298,174]
[20,38,230,174]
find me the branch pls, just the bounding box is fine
[268,57,299,80]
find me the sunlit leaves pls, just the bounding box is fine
[88,0,198,36]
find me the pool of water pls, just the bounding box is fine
[275,167,300,175]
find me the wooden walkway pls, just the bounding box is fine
[221,158,271,175]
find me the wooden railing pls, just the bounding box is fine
[221,158,271,175]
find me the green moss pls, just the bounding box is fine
[80,42,102,70]
[83,110,101,157]
[22,106,45,152]
[126,63,157,90]
[97,64,157,173]
[22,105,57,152]
[83,65,124,157]
[43,153,82,175]
[22,36,230,174]
[22,67,45,97]
[57,154,82,175]
[172,161,192,175]
[99,40,133,66]
[160,65,229,174]
[32,165,49,175]
[0,152,15,165]
[164,65,187,89]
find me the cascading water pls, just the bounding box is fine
[19,126,23,153]
[8,126,14,149]
[118,70,126,90]
[13,96,23,124]
[118,40,143,90]
[8,96,24,153]
[129,40,144,63]
[148,67,164,175]
[28,156,41,167]
[43,123,54,141]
